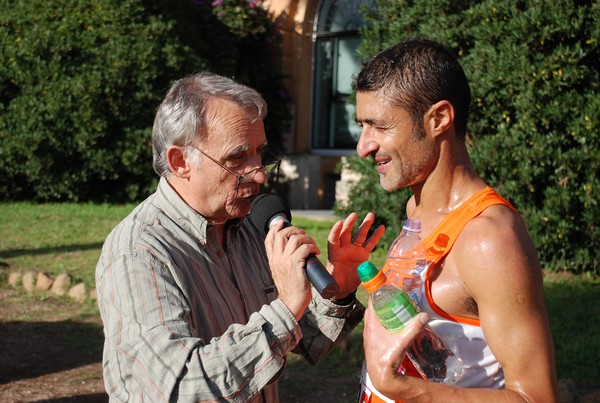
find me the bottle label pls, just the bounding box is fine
[406,325,461,382]
[374,290,419,332]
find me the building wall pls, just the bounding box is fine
[264,0,315,154]
[263,0,347,209]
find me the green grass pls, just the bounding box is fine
[0,202,136,288]
[1,202,599,389]
[544,277,600,387]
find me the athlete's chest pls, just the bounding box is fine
[428,253,479,320]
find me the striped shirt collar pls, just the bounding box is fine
[156,177,243,246]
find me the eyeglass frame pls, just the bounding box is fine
[190,145,281,186]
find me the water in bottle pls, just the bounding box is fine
[384,219,427,305]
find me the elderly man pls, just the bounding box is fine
[96,72,384,402]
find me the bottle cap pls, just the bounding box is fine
[402,219,421,232]
[357,261,387,293]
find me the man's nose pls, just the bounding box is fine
[252,167,267,184]
[356,128,378,158]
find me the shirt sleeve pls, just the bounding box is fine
[97,251,302,402]
[293,289,365,365]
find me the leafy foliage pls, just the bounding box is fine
[0,0,290,202]
[342,0,600,273]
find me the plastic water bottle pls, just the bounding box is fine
[384,219,427,305]
[358,261,462,383]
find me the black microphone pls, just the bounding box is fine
[248,194,340,299]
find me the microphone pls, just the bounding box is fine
[248,194,340,299]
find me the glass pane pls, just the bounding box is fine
[312,38,334,149]
[330,102,360,148]
[312,0,375,151]
[335,37,361,95]
[316,0,375,33]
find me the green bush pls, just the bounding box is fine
[339,0,600,274]
[0,0,290,202]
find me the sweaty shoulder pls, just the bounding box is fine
[450,204,542,304]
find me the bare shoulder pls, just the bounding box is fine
[451,204,543,301]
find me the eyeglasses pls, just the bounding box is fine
[192,146,280,186]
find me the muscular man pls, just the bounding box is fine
[355,39,558,402]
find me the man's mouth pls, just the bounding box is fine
[374,156,390,172]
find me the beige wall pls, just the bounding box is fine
[263,1,346,209]
[264,0,317,154]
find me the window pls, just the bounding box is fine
[311,0,374,152]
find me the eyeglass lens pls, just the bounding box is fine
[240,161,279,184]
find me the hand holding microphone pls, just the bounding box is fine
[249,194,340,300]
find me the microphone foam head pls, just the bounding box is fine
[248,194,292,238]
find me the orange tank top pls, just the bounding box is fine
[422,186,518,326]
[401,186,518,381]
[358,187,518,403]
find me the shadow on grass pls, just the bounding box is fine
[0,243,105,259]
[279,331,365,403]
[0,320,104,384]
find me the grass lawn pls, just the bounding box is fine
[1,202,599,393]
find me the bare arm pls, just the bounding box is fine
[457,208,558,401]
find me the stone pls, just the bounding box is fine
[89,288,98,301]
[50,273,72,296]
[36,272,53,291]
[8,272,21,288]
[22,272,36,293]
[68,283,88,303]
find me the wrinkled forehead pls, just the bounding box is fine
[199,98,262,137]
[200,99,266,152]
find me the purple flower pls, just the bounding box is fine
[247,0,259,9]
[211,0,222,7]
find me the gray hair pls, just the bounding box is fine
[152,72,268,177]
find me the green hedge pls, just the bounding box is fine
[0,0,290,202]
[337,0,600,274]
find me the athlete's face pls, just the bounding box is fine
[355,90,436,192]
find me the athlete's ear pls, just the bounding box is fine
[425,100,454,137]
[166,146,191,178]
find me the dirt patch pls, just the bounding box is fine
[0,288,106,402]
[0,287,360,402]
[2,286,598,403]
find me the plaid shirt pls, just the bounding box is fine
[96,177,364,402]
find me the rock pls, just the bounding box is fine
[51,273,72,296]
[89,288,98,301]
[8,272,21,288]
[22,271,36,293]
[68,283,88,303]
[36,272,53,291]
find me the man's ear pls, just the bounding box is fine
[166,146,190,178]
[426,100,454,137]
